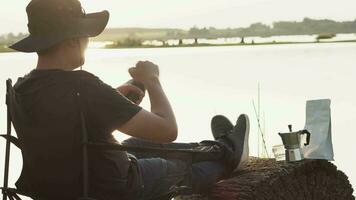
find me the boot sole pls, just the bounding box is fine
[236,114,250,170]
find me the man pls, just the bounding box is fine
[9,0,250,199]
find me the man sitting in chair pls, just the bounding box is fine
[9,0,250,199]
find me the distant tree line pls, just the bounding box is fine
[107,37,143,48]
[183,18,356,38]
[0,32,27,46]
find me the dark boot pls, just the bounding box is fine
[219,114,250,171]
[210,115,233,140]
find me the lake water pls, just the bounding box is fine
[0,43,355,197]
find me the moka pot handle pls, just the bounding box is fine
[302,130,311,146]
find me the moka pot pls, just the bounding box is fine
[278,125,311,162]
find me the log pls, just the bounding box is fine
[177,157,355,200]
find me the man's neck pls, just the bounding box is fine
[36,54,78,71]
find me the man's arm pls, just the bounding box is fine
[117,61,178,143]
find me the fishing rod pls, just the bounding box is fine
[252,100,270,158]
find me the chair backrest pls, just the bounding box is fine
[1,79,25,200]
[77,85,92,200]
[0,79,96,200]
[1,78,194,200]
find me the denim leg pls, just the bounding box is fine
[191,161,226,193]
[124,137,228,198]
[137,158,226,200]
[137,158,189,200]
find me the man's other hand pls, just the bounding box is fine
[117,84,145,105]
[119,61,178,143]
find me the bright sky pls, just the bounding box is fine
[1,0,356,34]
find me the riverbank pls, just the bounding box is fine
[0,46,14,53]
[105,39,356,49]
[1,39,356,53]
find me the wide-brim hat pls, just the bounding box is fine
[10,0,109,53]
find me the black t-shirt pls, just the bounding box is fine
[13,69,142,200]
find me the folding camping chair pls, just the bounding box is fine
[1,79,202,200]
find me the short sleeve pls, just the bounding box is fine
[80,73,142,133]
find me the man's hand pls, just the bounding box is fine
[116,84,145,105]
[129,61,159,85]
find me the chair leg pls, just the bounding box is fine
[11,193,22,200]
[6,195,14,200]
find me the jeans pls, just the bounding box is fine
[122,138,228,200]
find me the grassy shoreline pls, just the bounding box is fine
[1,40,355,53]
[106,39,356,49]
[0,46,15,53]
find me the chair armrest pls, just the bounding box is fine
[87,142,208,154]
